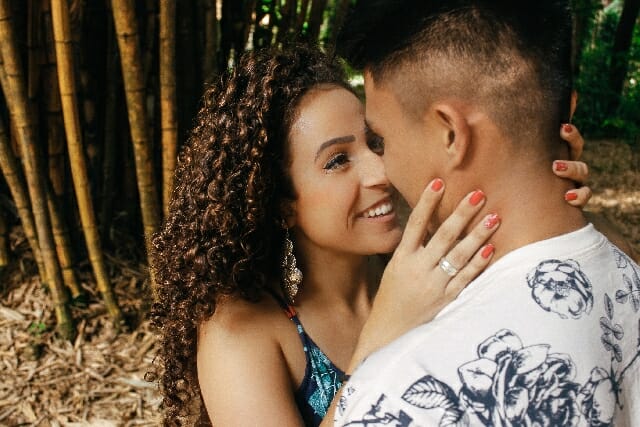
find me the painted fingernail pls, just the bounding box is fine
[430,178,444,192]
[562,123,573,133]
[481,244,495,259]
[565,191,578,201]
[469,190,485,206]
[484,213,500,229]
[554,161,568,172]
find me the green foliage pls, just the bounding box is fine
[573,4,640,141]
[28,321,48,337]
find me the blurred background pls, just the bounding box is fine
[0,0,637,425]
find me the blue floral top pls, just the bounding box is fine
[270,292,345,426]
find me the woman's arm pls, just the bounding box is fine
[197,301,306,426]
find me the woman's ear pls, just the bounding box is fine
[280,200,296,228]
[430,103,471,169]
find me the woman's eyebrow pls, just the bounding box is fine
[314,135,355,161]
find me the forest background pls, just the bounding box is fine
[0,0,638,425]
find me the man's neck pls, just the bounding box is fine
[473,159,587,265]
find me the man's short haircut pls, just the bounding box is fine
[338,0,574,150]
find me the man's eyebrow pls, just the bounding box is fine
[314,135,355,161]
[365,120,379,135]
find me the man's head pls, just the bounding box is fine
[339,0,574,219]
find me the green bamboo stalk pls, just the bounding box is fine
[160,0,177,217]
[111,0,160,288]
[51,0,124,326]
[0,0,73,340]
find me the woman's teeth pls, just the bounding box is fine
[363,203,393,218]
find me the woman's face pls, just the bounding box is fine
[287,85,403,256]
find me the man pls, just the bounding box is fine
[334,1,640,425]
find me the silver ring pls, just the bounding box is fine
[438,257,459,277]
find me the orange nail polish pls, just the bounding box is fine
[469,190,485,206]
[481,244,495,259]
[562,124,573,133]
[484,213,500,229]
[555,161,568,172]
[565,192,578,201]
[431,178,444,192]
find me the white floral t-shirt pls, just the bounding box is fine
[334,225,640,427]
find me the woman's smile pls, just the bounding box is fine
[357,197,396,223]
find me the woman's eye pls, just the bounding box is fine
[366,133,384,155]
[323,153,349,170]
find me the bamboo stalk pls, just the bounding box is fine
[0,192,8,271]
[296,0,311,34]
[307,0,327,41]
[0,104,46,285]
[160,0,177,217]
[45,179,83,300]
[143,0,157,88]
[100,13,118,244]
[28,0,43,100]
[276,0,296,43]
[44,68,67,199]
[201,0,218,84]
[0,0,73,340]
[50,0,124,326]
[327,0,349,47]
[111,0,160,287]
[177,0,199,136]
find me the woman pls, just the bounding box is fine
[151,44,595,426]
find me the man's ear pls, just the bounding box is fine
[429,103,471,169]
[570,90,578,121]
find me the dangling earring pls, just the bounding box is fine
[282,228,303,304]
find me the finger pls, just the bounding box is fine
[564,186,592,208]
[560,123,584,160]
[423,189,486,264]
[398,178,444,251]
[440,213,501,272]
[553,160,589,185]
[444,243,495,298]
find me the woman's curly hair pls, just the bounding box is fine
[150,44,350,426]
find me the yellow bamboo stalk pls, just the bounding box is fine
[45,180,84,300]
[0,0,73,340]
[44,71,67,198]
[0,196,8,271]
[111,0,160,288]
[0,107,46,284]
[160,0,177,217]
[50,0,124,326]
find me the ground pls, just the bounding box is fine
[0,140,638,426]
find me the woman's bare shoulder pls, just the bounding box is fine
[198,291,287,348]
